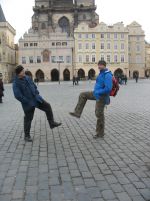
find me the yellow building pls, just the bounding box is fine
[0,5,16,82]
[74,21,145,79]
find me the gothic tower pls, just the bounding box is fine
[32,0,98,36]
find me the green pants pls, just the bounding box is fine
[74,91,105,135]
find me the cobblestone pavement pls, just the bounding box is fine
[0,79,150,201]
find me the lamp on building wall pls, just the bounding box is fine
[56,60,64,84]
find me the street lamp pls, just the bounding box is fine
[56,60,64,84]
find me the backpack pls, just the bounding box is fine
[110,76,119,97]
[104,71,119,97]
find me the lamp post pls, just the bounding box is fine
[56,60,64,84]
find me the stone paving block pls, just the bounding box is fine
[116,192,132,201]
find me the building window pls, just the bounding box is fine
[66,56,71,63]
[34,43,38,46]
[121,55,125,63]
[83,14,86,20]
[136,45,140,52]
[56,42,61,46]
[30,43,33,47]
[107,43,111,49]
[121,33,124,39]
[101,33,104,38]
[79,55,82,63]
[137,36,140,41]
[86,55,90,63]
[101,43,104,49]
[92,55,96,63]
[22,57,26,64]
[51,56,56,63]
[37,56,41,63]
[136,55,141,63]
[52,42,55,46]
[58,17,70,33]
[85,34,88,39]
[114,33,117,39]
[62,42,67,46]
[114,55,118,63]
[121,43,124,50]
[92,34,95,38]
[85,43,89,49]
[29,56,33,63]
[24,43,28,47]
[92,43,95,49]
[78,43,82,50]
[101,55,104,61]
[41,23,46,29]
[59,56,64,62]
[107,55,111,63]
[78,33,82,39]
[107,33,110,39]
[114,43,118,50]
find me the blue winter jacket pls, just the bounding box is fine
[93,68,113,105]
[13,75,43,111]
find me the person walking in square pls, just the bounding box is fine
[13,65,61,142]
[0,78,4,103]
[69,60,112,138]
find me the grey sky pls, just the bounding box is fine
[0,0,150,43]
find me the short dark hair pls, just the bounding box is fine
[98,60,106,67]
[15,65,24,75]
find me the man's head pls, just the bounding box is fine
[98,60,107,70]
[15,65,25,78]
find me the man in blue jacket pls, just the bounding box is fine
[70,60,112,138]
[13,65,61,142]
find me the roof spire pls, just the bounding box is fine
[0,4,6,22]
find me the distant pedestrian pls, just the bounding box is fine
[0,78,4,103]
[124,75,127,85]
[13,65,61,142]
[69,60,112,139]
[73,76,76,86]
[76,76,79,85]
[135,74,139,83]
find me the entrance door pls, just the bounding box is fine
[63,69,70,81]
[51,69,59,81]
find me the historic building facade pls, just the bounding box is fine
[19,0,98,81]
[19,0,146,81]
[74,22,129,79]
[145,42,150,78]
[0,5,16,82]
[74,21,145,79]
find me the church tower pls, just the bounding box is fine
[32,0,98,36]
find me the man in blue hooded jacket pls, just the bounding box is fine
[13,65,61,142]
[70,60,112,138]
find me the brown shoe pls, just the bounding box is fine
[93,134,104,139]
[69,112,80,118]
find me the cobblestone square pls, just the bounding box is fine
[0,80,150,201]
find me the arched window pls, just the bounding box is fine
[43,50,50,62]
[58,17,70,33]
[41,23,46,29]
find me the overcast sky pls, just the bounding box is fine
[1,0,150,43]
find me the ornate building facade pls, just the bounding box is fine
[19,0,98,81]
[0,5,16,82]
[19,0,146,81]
[74,21,145,79]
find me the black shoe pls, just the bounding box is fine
[93,134,104,139]
[50,122,62,129]
[69,112,80,118]
[24,136,33,142]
